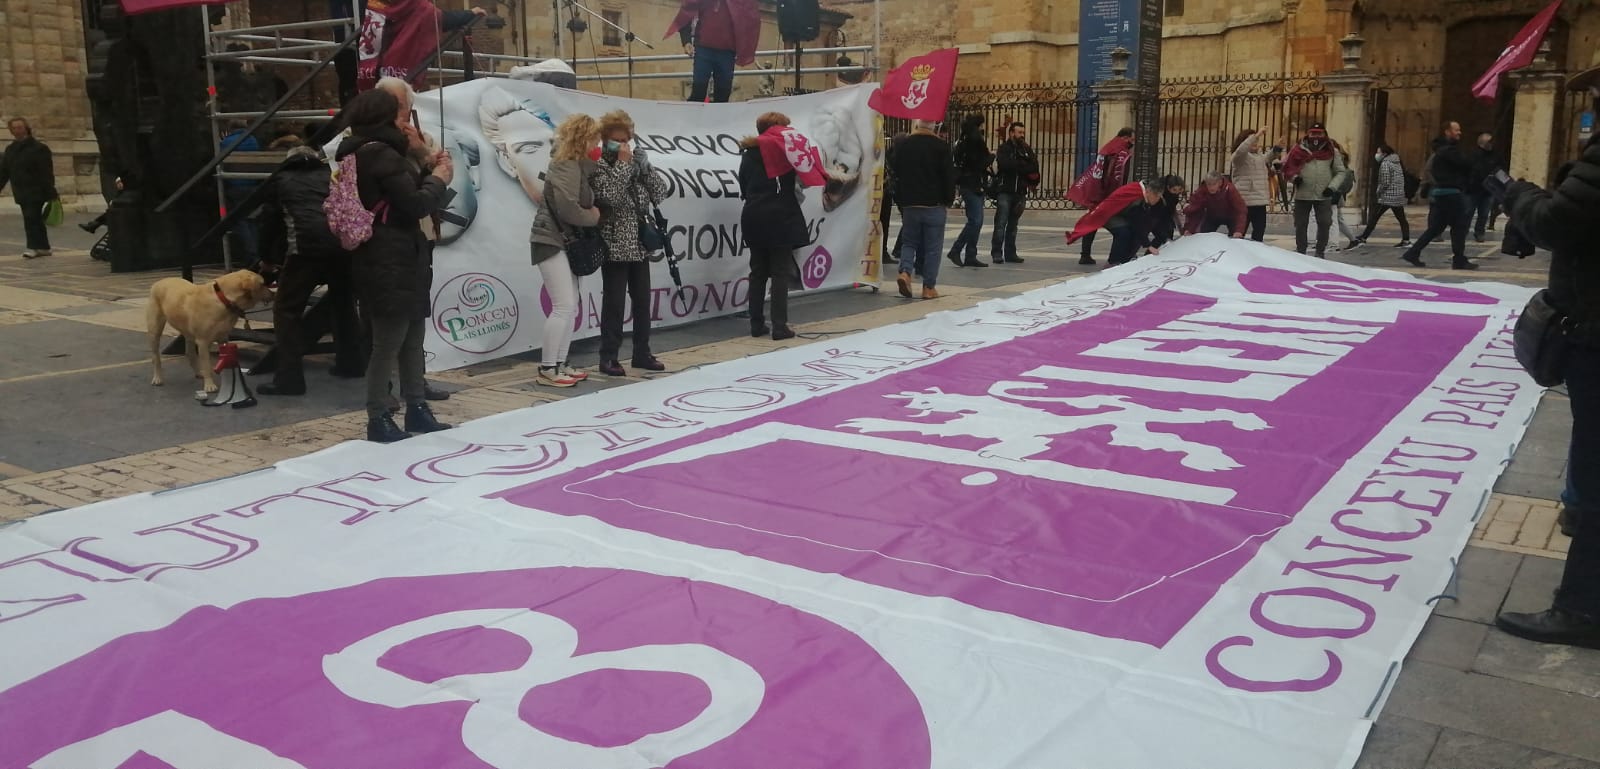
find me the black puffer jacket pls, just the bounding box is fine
[259,148,340,263]
[1428,137,1474,193]
[954,131,992,190]
[335,125,447,319]
[738,142,809,250]
[1506,141,1600,327]
[0,136,56,206]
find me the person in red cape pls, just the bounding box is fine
[1066,179,1164,267]
[1065,127,1135,266]
[356,0,486,94]
[1182,171,1249,238]
[668,0,761,103]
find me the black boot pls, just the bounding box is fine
[404,402,452,434]
[1496,608,1600,650]
[751,321,771,338]
[367,413,411,443]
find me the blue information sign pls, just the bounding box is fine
[1075,0,1162,193]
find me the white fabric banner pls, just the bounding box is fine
[0,238,1542,769]
[408,80,878,371]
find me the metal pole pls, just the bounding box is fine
[793,43,802,94]
[204,5,231,274]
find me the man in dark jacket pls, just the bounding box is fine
[892,120,956,300]
[1495,133,1600,650]
[1401,121,1478,270]
[991,122,1039,264]
[1469,132,1502,242]
[0,118,57,258]
[257,146,363,396]
[945,114,992,269]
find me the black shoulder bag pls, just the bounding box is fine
[542,181,606,276]
[1513,289,1576,387]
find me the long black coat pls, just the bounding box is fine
[336,126,447,320]
[0,136,56,207]
[1507,141,1600,326]
[738,144,809,250]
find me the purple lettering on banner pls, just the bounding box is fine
[0,569,931,769]
[497,290,1485,646]
[1237,267,1498,305]
[801,246,833,290]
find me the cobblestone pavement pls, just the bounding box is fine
[2,205,1597,768]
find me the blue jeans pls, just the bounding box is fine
[991,193,1024,261]
[898,207,946,288]
[689,46,735,103]
[1556,345,1600,615]
[948,187,985,261]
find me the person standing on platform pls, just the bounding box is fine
[892,119,956,300]
[1067,126,1134,265]
[946,114,992,269]
[669,0,760,104]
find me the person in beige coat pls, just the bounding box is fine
[529,114,603,388]
[1230,128,1277,242]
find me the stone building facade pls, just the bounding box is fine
[0,0,98,207]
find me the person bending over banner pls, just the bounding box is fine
[738,112,812,341]
[479,85,558,206]
[334,88,455,443]
[1182,171,1248,238]
[529,114,603,388]
[592,110,670,377]
[1067,126,1135,266]
[1066,179,1165,267]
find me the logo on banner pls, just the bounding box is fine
[902,64,935,110]
[801,246,834,290]
[538,285,585,332]
[1237,267,1497,305]
[433,273,521,354]
[1,569,931,769]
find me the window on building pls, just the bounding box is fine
[602,10,623,47]
[1165,0,1184,17]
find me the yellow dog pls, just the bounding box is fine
[147,269,275,394]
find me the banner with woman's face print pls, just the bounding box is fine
[415,80,879,371]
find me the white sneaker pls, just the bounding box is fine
[559,365,589,381]
[21,249,38,259]
[537,368,578,388]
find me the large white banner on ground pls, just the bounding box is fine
[412,79,878,371]
[0,237,1542,769]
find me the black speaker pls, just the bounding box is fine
[777,0,819,43]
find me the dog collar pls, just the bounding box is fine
[213,282,247,318]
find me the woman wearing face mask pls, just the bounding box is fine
[529,114,603,387]
[591,109,670,377]
[1350,144,1412,248]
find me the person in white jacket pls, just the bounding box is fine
[1229,128,1276,242]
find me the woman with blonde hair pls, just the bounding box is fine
[591,109,669,376]
[737,111,810,339]
[529,113,603,386]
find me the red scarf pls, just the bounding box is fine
[664,0,761,66]
[757,125,827,188]
[357,0,443,93]
[1280,139,1335,183]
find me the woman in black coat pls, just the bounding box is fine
[738,112,811,341]
[333,88,454,443]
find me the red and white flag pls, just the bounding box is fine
[757,125,828,188]
[119,0,235,14]
[867,48,959,121]
[1472,0,1563,101]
